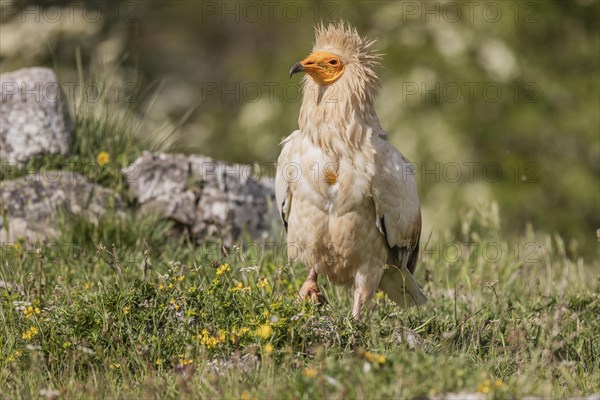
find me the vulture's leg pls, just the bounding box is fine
[352,269,378,321]
[352,289,365,321]
[299,268,326,305]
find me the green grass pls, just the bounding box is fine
[0,69,598,399]
[0,206,598,399]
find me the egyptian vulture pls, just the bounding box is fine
[276,22,426,320]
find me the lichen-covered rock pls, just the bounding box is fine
[125,152,276,245]
[0,171,124,243]
[0,67,71,164]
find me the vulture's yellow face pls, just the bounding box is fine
[289,51,345,86]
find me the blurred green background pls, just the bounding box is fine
[1,0,598,257]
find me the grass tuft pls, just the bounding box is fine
[0,205,598,398]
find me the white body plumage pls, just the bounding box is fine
[276,23,426,319]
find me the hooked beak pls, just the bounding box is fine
[289,62,304,79]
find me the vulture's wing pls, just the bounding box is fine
[275,131,300,232]
[371,136,427,307]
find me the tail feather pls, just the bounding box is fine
[406,241,419,274]
[378,264,427,307]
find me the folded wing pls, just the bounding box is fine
[371,136,427,307]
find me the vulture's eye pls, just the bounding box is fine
[329,59,338,65]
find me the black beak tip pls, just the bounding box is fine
[289,63,303,79]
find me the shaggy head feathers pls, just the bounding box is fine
[313,22,381,67]
[297,22,384,139]
[311,22,382,96]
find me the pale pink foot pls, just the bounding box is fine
[299,269,326,305]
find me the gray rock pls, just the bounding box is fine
[0,67,71,164]
[0,171,124,243]
[125,152,277,246]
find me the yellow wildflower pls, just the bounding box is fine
[122,306,130,315]
[256,324,272,339]
[199,329,222,349]
[231,281,244,292]
[205,337,219,348]
[188,286,197,293]
[22,326,39,340]
[478,385,490,394]
[83,281,94,290]
[495,379,504,388]
[240,391,255,400]
[304,366,318,378]
[169,298,180,311]
[185,309,197,318]
[263,343,274,354]
[178,357,193,366]
[96,151,110,167]
[173,275,185,282]
[7,242,21,252]
[477,379,491,394]
[155,358,163,366]
[364,351,386,365]
[231,326,250,343]
[216,263,230,276]
[110,363,120,369]
[23,306,41,318]
[257,278,269,288]
[6,350,22,363]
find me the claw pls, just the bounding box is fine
[299,280,326,305]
